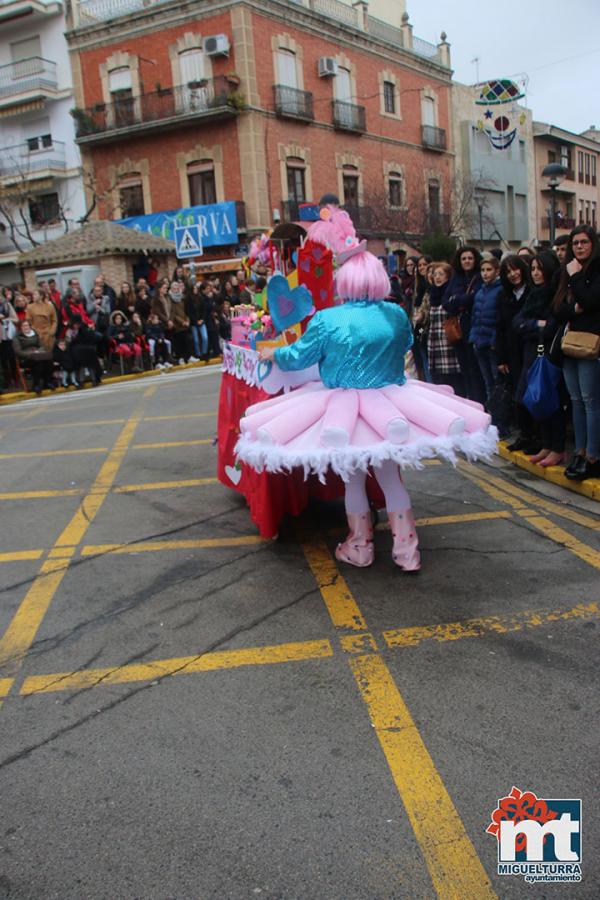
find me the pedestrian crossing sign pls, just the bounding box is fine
[175,224,203,259]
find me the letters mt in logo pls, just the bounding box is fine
[488,786,581,864]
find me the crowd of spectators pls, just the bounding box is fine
[1,227,598,482]
[0,268,249,395]
[388,227,600,482]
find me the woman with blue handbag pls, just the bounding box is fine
[513,251,565,467]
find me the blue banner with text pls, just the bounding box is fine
[118,201,238,248]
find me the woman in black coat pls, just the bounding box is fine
[441,246,485,401]
[512,251,565,467]
[552,225,600,481]
[496,254,538,452]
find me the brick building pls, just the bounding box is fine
[533,122,599,244]
[66,0,453,256]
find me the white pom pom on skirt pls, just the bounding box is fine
[234,379,498,481]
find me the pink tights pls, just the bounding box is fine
[344,460,411,515]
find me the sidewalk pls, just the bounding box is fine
[498,441,600,502]
[0,357,222,408]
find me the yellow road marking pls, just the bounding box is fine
[303,538,496,897]
[0,412,142,676]
[515,510,600,569]
[4,411,215,433]
[54,417,141,549]
[0,550,44,562]
[414,510,511,527]
[460,465,600,570]
[114,477,218,493]
[81,536,265,556]
[0,678,13,698]
[20,638,334,695]
[143,385,156,397]
[14,418,125,432]
[384,602,600,648]
[144,412,217,421]
[466,466,600,531]
[0,447,108,460]
[0,488,82,500]
[349,653,496,898]
[0,479,219,501]
[302,540,367,632]
[131,439,213,449]
[0,559,70,674]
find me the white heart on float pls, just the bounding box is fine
[225,465,242,485]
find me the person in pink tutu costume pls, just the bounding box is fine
[235,208,497,570]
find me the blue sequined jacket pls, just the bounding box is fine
[274,300,413,389]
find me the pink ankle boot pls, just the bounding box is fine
[389,510,420,571]
[335,512,374,567]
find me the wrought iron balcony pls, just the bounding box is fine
[74,78,240,144]
[422,124,447,151]
[273,85,314,121]
[541,215,575,231]
[0,57,58,104]
[0,140,66,181]
[332,100,366,133]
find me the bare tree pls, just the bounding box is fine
[448,169,499,242]
[0,146,120,253]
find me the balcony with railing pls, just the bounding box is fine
[0,0,62,24]
[422,124,447,151]
[273,85,314,122]
[0,140,66,182]
[540,215,576,232]
[75,0,449,70]
[332,100,366,133]
[0,58,58,107]
[74,78,239,144]
[424,212,450,235]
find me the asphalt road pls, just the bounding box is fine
[0,368,598,900]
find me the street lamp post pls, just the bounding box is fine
[541,163,567,246]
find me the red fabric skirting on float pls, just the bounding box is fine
[217,371,384,538]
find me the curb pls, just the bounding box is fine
[498,442,600,503]
[0,358,223,408]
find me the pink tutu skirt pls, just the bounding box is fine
[235,380,497,480]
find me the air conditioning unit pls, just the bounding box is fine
[205,34,230,58]
[318,57,338,77]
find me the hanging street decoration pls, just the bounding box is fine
[474,78,526,151]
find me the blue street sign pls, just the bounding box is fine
[175,224,203,259]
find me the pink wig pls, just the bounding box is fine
[335,251,391,301]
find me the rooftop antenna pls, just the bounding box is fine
[471,56,480,84]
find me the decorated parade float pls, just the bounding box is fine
[217,206,496,542]
[217,215,368,537]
